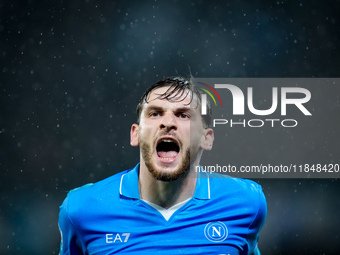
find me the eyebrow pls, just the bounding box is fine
[144,105,193,114]
[143,106,163,114]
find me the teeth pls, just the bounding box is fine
[161,139,174,143]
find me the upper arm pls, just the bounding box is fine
[58,193,85,255]
[247,184,267,254]
[249,244,261,255]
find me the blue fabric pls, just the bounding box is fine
[59,164,267,255]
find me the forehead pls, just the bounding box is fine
[138,85,205,125]
[148,86,191,104]
[143,85,200,110]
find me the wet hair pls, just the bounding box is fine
[136,76,212,128]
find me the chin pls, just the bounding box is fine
[148,153,191,182]
[140,137,192,182]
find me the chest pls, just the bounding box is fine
[77,200,253,255]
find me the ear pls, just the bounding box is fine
[200,128,214,150]
[130,124,140,147]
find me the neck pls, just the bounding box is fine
[138,162,198,209]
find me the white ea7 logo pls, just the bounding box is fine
[204,221,228,243]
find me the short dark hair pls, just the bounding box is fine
[136,76,212,128]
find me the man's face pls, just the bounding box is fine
[131,86,212,182]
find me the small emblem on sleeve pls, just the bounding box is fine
[204,221,228,242]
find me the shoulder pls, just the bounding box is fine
[59,169,130,221]
[207,173,267,216]
[68,170,127,200]
[209,172,264,197]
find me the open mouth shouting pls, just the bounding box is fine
[156,137,180,164]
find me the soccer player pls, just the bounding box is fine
[58,77,267,255]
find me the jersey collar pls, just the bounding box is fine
[119,164,140,199]
[119,163,211,200]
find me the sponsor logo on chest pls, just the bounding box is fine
[105,233,130,243]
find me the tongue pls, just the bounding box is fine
[157,151,178,159]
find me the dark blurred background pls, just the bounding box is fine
[1,0,340,254]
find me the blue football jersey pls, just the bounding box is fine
[59,164,267,255]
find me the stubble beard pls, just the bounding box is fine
[140,138,199,182]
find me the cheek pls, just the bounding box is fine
[185,132,195,146]
[189,130,204,147]
[138,129,146,141]
[138,125,153,141]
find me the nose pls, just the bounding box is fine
[160,112,177,131]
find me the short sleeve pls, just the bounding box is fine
[58,192,85,255]
[247,185,267,254]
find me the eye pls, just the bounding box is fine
[150,111,161,117]
[178,113,190,119]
